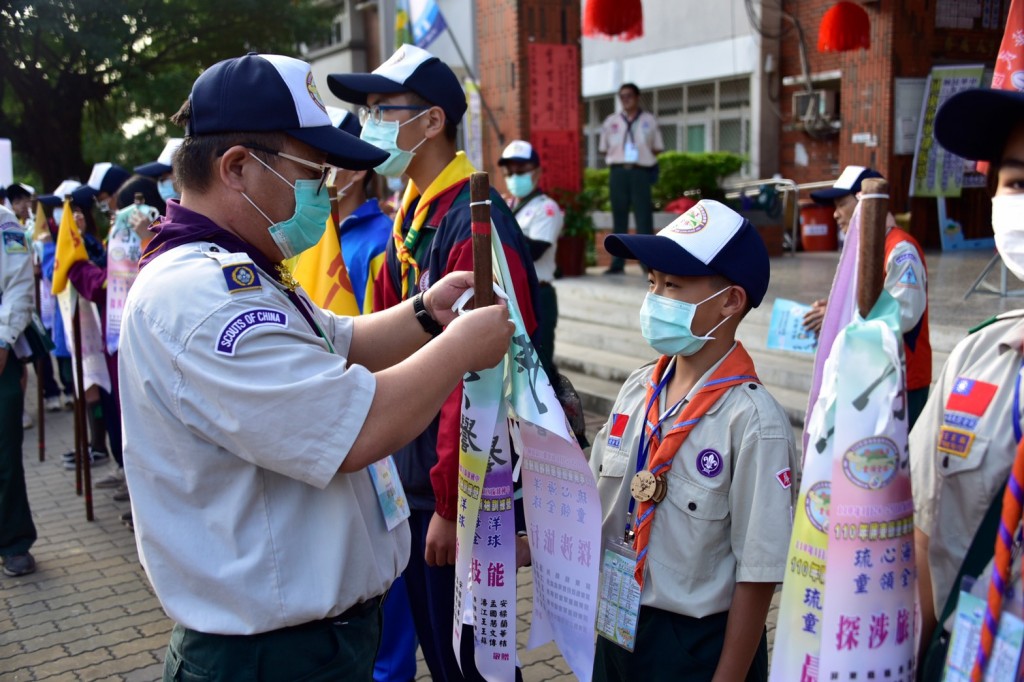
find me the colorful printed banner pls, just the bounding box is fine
[909,65,984,198]
[396,0,447,48]
[773,203,917,681]
[105,205,151,354]
[454,224,600,682]
[57,288,111,394]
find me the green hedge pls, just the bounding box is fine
[582,151,745,211]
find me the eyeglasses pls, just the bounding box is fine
[223,144,331,195]
[358,104,429,126]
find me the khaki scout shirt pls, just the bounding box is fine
[910,310,1024,615]
[599,110,664,167]
[589,348,799,618]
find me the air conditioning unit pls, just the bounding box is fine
[792,90,838,121]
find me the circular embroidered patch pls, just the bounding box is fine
[695,448,723,477]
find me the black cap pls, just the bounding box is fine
[935,88,1024,162]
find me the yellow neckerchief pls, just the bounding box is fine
[392,151,476,298]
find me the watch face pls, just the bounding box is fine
[630,470,656,502]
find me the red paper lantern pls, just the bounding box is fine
[583,0,643,41]
[817,1,870,53]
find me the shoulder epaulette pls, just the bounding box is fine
[967,309,1024,335]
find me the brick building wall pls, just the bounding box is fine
[778,0,1005,247]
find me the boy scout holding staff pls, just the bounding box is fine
[588,200,798,681]
[912,87,1024,666]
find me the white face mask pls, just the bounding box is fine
[991,194,1024,281]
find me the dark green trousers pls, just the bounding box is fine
[163,599,382,681]
[0,356,36,557]
[609,165,655,271]
[908,386,929,431]
[593,606,768,682]
[536,283,558,380]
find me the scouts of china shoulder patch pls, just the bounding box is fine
[222,262,261,294]
[607,413,629,449]
[216,309,288,355]
[3,230,27,254]
[937,425,975,458]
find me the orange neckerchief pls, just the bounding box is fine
[632,343,759,588]
[391,151,476,298]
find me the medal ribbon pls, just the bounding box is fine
[631,343,759,589]
[391,151,476,298]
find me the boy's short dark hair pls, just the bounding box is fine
[619,83,641,97]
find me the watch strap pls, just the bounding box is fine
[412,292,444,337]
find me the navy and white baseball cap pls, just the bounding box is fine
[327,44,467,126]
[134,138,184,177]
[605,199,771,307]
[70,185,98,210]
[935,88,1024,162]
[326,106,362,138]
[810,165,884,204]
[498,140,540,167]
[186,53,387,170]
[38,179,83,208]
[87,163,131,196]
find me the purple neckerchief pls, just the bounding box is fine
[139,201,324,337]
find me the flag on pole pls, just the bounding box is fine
[30,201,49,244]
[976,0,1024,174]
[51,197,87,295]
[395,0,447,49]
[291,215,360,316]
[771,204,917,681]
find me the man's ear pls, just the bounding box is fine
[218,145,251,193]
[422,106,447,140]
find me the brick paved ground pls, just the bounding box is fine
[2,378,777,681]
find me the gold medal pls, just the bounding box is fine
[630,470,657,502]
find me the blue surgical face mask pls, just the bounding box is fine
[241,153,331,259]
[157,178,179,201]
[505,172,536,199]
[360,109,429,178]
[639,287,732,357]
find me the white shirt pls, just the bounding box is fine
[883,235,928,335]
[512,193,563,283]
[0,206,33,349]
[118,241,409,635]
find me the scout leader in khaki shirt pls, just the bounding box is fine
[591,349,798,617]
[599,84,664,168]
[910,311,1024,625]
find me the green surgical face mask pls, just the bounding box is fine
[241,153,330,259]
[505,172,536,199]
[360,110,429,179]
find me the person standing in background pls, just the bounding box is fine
[599,83,663,275]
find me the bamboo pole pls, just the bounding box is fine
[470,173,493,308]
[857,178,889,318]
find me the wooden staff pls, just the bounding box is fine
[857,178,889,317]
[32,265,44,461]
[469,172,493,308]
[71,300,93,521]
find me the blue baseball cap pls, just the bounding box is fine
[87,163,131,196]
[810,166,884,204]
[37,179,83,208]
[605,200,771,307]
[186,53,387,170]
[327,44,467,126]
[135,138,184,177]
[935,88,1024,162]
[498,140,541,167]
[70,185,98,210]
[327,107,363,138]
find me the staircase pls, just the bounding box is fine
[552,270,964,432]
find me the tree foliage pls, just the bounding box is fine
[0,0,332,189]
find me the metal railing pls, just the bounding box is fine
[722,178,836,254]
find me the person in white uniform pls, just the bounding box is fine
[499,139,563,378]
[117,53,513,681]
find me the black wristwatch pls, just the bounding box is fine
[412,292,444,337]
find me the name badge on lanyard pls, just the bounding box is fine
[368,456,411,531]
[596,537,641,651]
[623,139,639,164]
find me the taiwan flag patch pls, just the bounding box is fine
[607,413,629,449]
[945,377,997,417]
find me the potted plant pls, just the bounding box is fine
[553,186,601,278]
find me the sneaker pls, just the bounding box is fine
[94,468,125,489]
[22,411,33,429]
[63,395,74,410]
[1,552,36,577]
[62,449,110,470]
[120,511,134,531]
[44,396,63,412]
[112,484,130,502]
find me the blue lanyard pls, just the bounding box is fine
[1015,359,1023,444]
[624,365,686,539]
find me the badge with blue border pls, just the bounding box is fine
[937,426,974,458]
[3,230,27,254]
[223,262,261,293]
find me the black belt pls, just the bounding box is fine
[610,163,653,170]
[287,594,383,632]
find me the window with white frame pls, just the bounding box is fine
[585,76,752,176]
